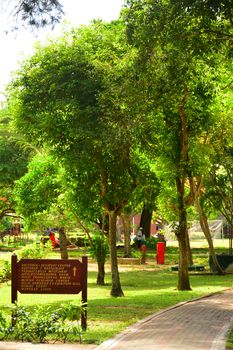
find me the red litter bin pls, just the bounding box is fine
[156,242,165,264]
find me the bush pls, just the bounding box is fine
[17,241,52,259]
[1,302,84,343]
[133,235,166,250]
[89,233,109,263]
[0,311,13,340]
[0,242,52,284]
[0,255,11,283]
[145,236,160,249]
[74,235,90,247]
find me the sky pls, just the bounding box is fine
[0,0,125,96]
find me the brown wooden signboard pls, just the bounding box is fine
[11,254,87,329]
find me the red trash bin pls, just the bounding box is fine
[156,242,165,264]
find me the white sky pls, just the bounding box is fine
[0,0,125,95]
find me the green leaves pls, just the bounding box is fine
[6,302,83,343]
[13,153,62,218]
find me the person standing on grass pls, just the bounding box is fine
[137,227,143,249]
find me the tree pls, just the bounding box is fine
[191,177,224,274]
[9,20,142,297]
[1,0,63,30]
[201,99,233,250]
[13,152,73,259]
[123,0,231,289]
[174,1,233,28]
[120,210,132,257]
[0,107,30,228]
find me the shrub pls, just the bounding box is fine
[29,306,58,343]
[0,311,13,340]
[89,233,109,263]
[17,241,52,259]
[0,255,11,283]
[73,234,90,247]
[11,304,32,342]
[54,302,83,343]
[1,302,84,344]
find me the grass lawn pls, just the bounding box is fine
[1,240,233,345]
[226,330,233,349]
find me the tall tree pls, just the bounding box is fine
[174,1,233,28]
[0,107,30,224]
[8,20,142,297]
[123,0,231,289]
[13,153,72,259]
[202,101,233,239]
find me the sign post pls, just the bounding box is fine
[11,254,88,330]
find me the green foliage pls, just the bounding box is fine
[89,233,109,263]
[8,20,142,215]
[0,106,31,222]
[71,233,90,248]
[5,0,232,293]
[56,302,82,321]
[132,234,165,250]
[122,0,230,230]
[8,20,145,295]
[0,252,12,283]
[16,241,52,259]
[11,304,32,342]
[0,138,29,187]
[0,217,12,232]
[145,236,163,250]
[29,305,58,343]
[0,241,232,344]
[13,153,62,218]
[0,311,13,340]
[54,321,81,344]
[173,0,233,31]
[0,242,51,284]
[3,302,83,344]
[13,152,80,235]
[0,243,233,345]
[226,329,233,349]
[0,258,11,283]
[201,109,233,224]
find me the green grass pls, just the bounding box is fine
[1,239,233,345]
[1,255,233,345]
[226,330,233,349]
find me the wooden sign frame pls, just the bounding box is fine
[11,254,87,330]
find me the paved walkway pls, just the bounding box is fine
[0,289,233,350]
[96,288,233,350]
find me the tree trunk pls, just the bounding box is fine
[58,227,68,260]
[195,198,224,274]
[121,213,132,258]
[96,230,107,285]
[140,205,152,239]
[175,89,192,290]
[108,210,124,297]
[76,217,106,283]
[176,178,191,290]
[97,259,105,285]
[185,231,193,265]
[177,231,191,290]
[77,217,106,284]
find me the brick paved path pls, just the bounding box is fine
[96,289,233,350]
